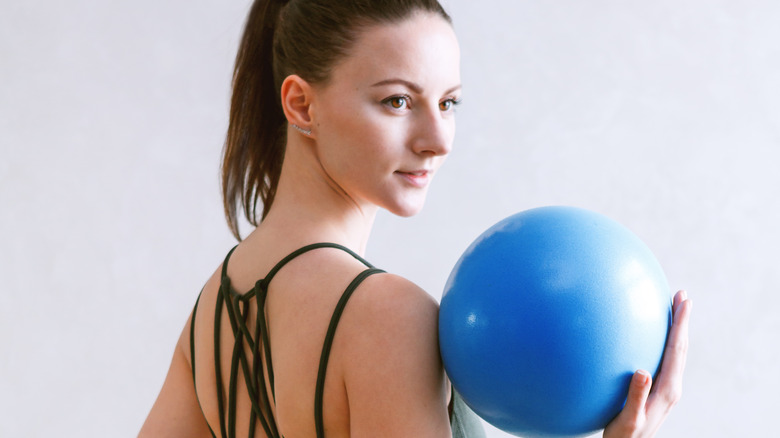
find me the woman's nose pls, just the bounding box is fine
[411,107,454,157]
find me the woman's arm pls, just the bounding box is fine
[138,317,212,438]
[603,290,693,438]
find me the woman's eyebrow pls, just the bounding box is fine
[372,78,462,95]
[372,78,422,93]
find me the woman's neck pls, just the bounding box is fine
[247,141,378,256]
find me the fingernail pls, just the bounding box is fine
[635,370,651,385]
[680,290,688,300]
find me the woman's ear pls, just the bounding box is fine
[280,75,314,137]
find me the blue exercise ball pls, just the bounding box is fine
[439,206,671,437]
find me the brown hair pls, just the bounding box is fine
[221,0,452,240]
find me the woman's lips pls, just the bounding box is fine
[395,169,431,187]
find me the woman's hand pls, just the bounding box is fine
[603,290,692,438]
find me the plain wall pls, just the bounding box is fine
[1,0,777,436]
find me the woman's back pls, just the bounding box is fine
[187,237,449,437]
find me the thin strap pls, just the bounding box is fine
[314,267,385,438]
[214,282,229,438]
[220,245,239,281]
[190,287,217,437]
[227,242,376,300]
[208,243,376,438]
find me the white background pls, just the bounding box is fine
[1,0,778,436]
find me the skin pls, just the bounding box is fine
[139,11,692,438]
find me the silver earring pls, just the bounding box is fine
[291,124,312,136]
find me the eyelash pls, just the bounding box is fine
[381,95,462,112]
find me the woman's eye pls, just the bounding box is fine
[384,96,409,110]
[440,98,461,111]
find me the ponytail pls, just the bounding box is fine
[221,0,289,240]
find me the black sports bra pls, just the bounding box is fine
[189,243,384,438]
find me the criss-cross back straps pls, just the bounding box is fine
[191,243,383,438]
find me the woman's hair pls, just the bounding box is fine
[221,0,452,240]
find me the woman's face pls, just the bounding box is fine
[309,12,461,217]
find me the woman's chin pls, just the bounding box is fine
[387,198,427,218]
[393,209,420,218]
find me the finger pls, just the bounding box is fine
[659,291,692,384]
[647,295,692,417]
[672,289,687,310]
[666,295,693,381]
[622,370,652,420]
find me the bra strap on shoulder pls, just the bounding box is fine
[264,242,375,286]
[314,267,385,438]
[221,245,239,280]
[189,287,218,438]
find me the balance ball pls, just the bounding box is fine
[439,206,671,437]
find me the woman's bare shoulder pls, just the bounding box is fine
[334,272,451,436]
[345,272,440,325]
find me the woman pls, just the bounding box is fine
[140,1,692,437]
